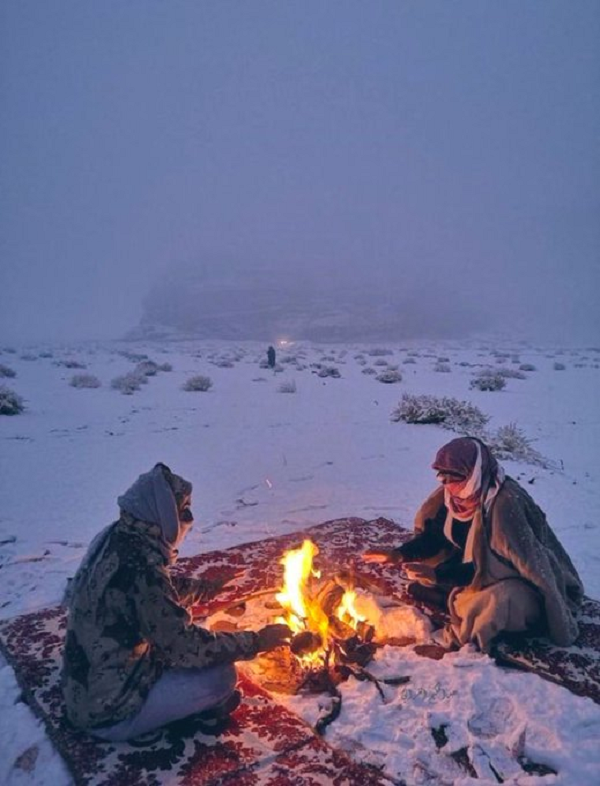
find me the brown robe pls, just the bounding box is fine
[414,478,584,650]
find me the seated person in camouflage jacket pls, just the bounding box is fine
[62,463,290,741]
[363,438,583,652]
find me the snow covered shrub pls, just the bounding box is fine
[376,369,402,384]
[434,363,451,373]
[368,348,394,357]
[487,423,545,466]
[437,357,450,363]
[362,367,377,375]
[0,363,16,378]
[496,367,526,380]
[373,359,389,367]
[0,386,24,415]
[20,353,37,361]
[470,371,506,392]
[135,360,160,376]
[278,379,297,393]
[213,359,234,368]
[553,362,566,371]
[55,359,87,369]
[519,363,536,372]
[183,375,213,392]
[39,351,53,358]
[391,394,489,435]
[111,371,145,394]
[317,366,341,378]
[70,373,101,389]
[119,351,148,362]
[2,347,16,354]
[158,362,172,372]
[402,358,416,365]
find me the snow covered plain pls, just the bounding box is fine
[1,338,599,785]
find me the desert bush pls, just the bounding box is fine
[0,386,24,415]
[55,359,87,369]
[2,347,16,354]
[553,362,566,371]
[70,373,101,389]
[317,366,341,378]
[402,358,417,365]
[119,351,149,362]
[487,423,546,466]
[111,371,146,395]
[434,363,451,373]
[368,348,394,357]
[362,367,377,375]
[373,359,389,367]
[183,375,213,392]
[470,371,506,392]
[278,379,297,393]
[376,369,402,384]
[158,362,172,372]
[212,359,234,368]
[437,357,450,363]
[519,363,536,372]
[135,360,160,377]
[20,353,38,361]
[391,394,489,435]
[39,351,53,359]
[496,367,526,380]
[0,363,16,378]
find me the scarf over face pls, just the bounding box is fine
[432,437,505,522]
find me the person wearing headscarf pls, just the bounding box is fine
[62,463,290,741]
[363,438,584,651]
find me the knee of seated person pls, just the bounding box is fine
[217,662,238,694]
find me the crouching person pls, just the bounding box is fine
[61,463,290,742]
[363,438,584,652]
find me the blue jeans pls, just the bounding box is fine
[92,663,237,742]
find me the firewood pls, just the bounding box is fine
[290,630,323,656]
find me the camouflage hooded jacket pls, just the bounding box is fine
[62,467,260,730]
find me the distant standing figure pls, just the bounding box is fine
[267,345,276,369]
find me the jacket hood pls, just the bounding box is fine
[117,463,192,546]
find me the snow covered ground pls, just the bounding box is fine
[1,338,599,784]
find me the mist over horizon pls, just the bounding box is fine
[1,2,598,346]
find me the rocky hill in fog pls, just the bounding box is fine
[131,266,485,342]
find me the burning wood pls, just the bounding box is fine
[257,539,381,716]
[209,539,411,733]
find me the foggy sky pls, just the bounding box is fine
[1,1,599,344]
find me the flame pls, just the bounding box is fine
[336,589,366,628]
[275,540,371,667]
[275,540,328,642]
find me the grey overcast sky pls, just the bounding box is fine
[1,1,599,343]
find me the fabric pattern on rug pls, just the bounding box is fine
[1,517,599,786]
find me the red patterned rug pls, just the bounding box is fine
[0,517,599,786]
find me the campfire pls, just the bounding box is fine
[274,539,377,676]
[207,539,413,732]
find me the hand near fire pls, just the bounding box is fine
[256,623,292,652]
[362,548,401,564]
[402,562,437,586]
[199,568,245,600]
